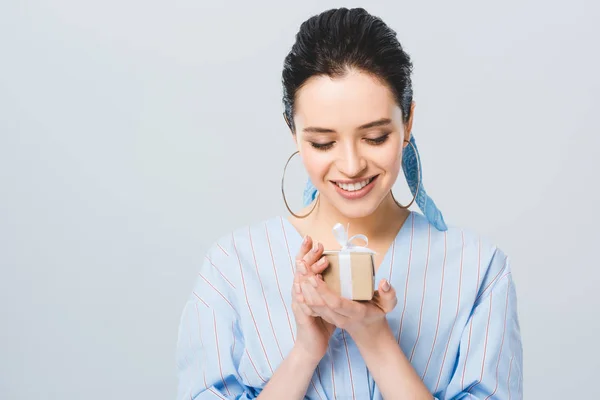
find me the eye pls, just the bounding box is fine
[365,133,391,145]
[310,142,335,151]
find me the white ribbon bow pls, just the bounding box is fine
[332,223,376,254]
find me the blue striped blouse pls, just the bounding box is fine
[176,211,523,399]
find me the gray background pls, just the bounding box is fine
[1,0,599,399]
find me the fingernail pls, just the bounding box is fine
[302,235,309,245]
[382,280,390,292]
[312,242,320,253]
[294,283,301,294]
[309,276,318,288]
[318,256,326,265]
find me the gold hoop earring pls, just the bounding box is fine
[392,139,420,209]
[281,151,320,219]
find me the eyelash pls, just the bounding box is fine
[310,133,391,151]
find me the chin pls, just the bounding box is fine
[337,207,376,219]
[328,197,382,219]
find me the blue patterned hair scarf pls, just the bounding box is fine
[302,134,448,231]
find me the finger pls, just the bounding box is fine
[294,269,316,289]
[295,235,313,263]
[294,285,319,316]
[300,280,323,307]
[375,279,398,313]
[295,259,309,275]
[291,302,308,322]
[294,270,319,296]
[298,302,318,317]
[292,302,317,322]
[310,255,329,275]
[291,275,305,298]
[296,292,319,317]
[302,241,324,271]
[313,306,338,326]
[313,275,363,318]
[301,278,347,325]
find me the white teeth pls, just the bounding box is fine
[335,178,373,192]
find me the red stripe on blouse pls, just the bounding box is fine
[265,223,295,343]
[232,233,275,374]
[341,330,356,400]
[279,216,295,276]
[192,292,210,309]
[469,292,494,394]
[217,243,229,257]
[248,227,285,361]
[474,256,508,304]
[422,230,448,379]
[434,230,464,392]
[409,224,432,362]
[388,236,396,283]
[197,274,237,315]
[461,237,481,390]
[213,310,231,395]
[204,255,236,289]
[331,353,337,400]
[194,304,209,391]
[484,276,511,400]
[397,213,415,343]
[244,348,267,383]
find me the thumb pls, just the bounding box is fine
[377,279,398,312]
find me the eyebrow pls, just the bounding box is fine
[303,118,392,134]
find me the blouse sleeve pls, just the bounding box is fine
[176,241,255,399]
[436,248,523,400]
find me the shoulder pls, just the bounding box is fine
[411,211,513,295]
[194,215,286,290]
[411,211,505,255]
[202,215,291,263]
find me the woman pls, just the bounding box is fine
[177,7,522,399]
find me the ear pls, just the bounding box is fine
[404,102,416,144]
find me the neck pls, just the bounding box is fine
[308,193,410,242]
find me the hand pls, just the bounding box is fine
[291,236,335,363]
[299,275,398,344]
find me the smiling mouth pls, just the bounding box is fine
[331,175,378,192]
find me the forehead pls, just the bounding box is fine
[294,69,401,130]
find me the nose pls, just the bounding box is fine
[337,143,367,178]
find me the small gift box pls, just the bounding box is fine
[321,223,376,301]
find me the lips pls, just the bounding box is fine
[332,176,376,192]
[330,175,379,200]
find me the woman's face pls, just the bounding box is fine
[293,69,413,219]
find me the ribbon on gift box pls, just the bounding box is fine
[332,223,376,299]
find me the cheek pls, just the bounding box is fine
[382,155,403,184]
[376,139,403,174]
[301,147,330,181]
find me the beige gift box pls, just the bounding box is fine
[321,251,375,301]
[318,223,377,301]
